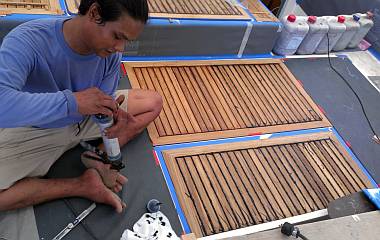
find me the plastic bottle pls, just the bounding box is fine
[348,12,374,48]
[95,114,122,161]
[333,15,360,51]
[297,16,329,55]
[315,16,346,54]
[273,14,309,55]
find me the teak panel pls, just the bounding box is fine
[124,59,331,145]
[65,0,250,19]
[0,0,62,15]
[161,131,373,237]
[246,0,278,22]
[147,0,250,19]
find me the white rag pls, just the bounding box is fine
[120,211,180,240]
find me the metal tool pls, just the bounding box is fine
[52,203,96,240]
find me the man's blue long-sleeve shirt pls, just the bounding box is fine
[0,18,121,128]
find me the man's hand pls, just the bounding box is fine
[105,110,136,139]
[73,87,118,116]
[105,105,137,139]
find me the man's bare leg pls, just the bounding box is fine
[81,89,162,191]
[110,89,163,146]
[0,169,126,212]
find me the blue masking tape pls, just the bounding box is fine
[147,17,249,26]
[122,53,281,62]
[363,188,380,209]
[58,0,68,15]
[332,128,378,187]
[369,47,380,62]
[1,14,67,21]
[147,16,280,27]
[154,149,191,234]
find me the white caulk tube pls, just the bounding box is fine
[95,114,121,161]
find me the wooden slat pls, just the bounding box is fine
[162,131,374,237]
[0,0,62,14]
[125,59,331,145]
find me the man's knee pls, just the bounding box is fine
[142,90,162,114]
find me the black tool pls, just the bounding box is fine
[80,141,125,171]
[281,222,309,240]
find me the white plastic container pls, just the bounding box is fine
[273,14,309,55]
[315,16,346,54]
[95,114,121,161]
[297,16,329,55]
[348,12,374,48]
[333,15,360,51]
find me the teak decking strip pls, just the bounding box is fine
[65,0,250,19]
[246,0,278,22]
[162,131,373,237]
[0,0,62,14]
[124,59,331,145]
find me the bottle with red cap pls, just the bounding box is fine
[315,16,347,54]
[297,16,329,55]
[333,15,360,51]
[273,14,309,55]
[348,12,374,48]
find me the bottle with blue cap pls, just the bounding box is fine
[348,12,374,48]
[333,14,360,51]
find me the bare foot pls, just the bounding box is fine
[81,169,126,213]
[81,151,127,192]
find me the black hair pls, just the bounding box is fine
[78,0,149,24]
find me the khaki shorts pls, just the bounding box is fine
[0,90,129,190]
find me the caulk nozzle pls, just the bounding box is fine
[147,199,162,213]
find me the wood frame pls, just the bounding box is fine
[0,0,63,15]
[161,131,373,237]
[124,59,331,145]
